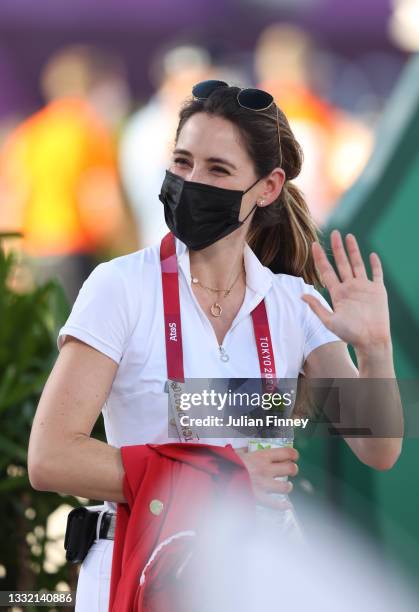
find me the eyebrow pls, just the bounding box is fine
[173,148,237,171]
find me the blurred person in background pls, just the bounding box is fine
[0,44,138,303]
[119,44,217,248]
[255,23,373,225]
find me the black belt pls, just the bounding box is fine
[64,507,116,564]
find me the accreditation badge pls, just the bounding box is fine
[165,379,201,443]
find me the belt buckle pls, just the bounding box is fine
[106,514,116,539]
[97,511,115,540]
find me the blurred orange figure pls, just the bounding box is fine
[0,45,137,300]
[1,96,127,257]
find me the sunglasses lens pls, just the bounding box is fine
[238,88,274,110]
[192,80,229,99]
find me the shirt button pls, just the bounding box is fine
[149,499,164,516]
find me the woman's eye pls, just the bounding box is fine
[172,158,229,175]
[173,157,190,166]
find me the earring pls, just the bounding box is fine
[258,199,265,206]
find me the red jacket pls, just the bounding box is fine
[108,442,256,612]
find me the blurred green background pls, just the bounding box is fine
[297,55,419,593]
[0,235,106,610]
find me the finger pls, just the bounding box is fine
[264,447,299,462]
[266,461,299,478]
[331,229,353,282]
[300,294,334,329]
[370,252,384,283]
[345,233,368,279]
[311,241,340,291]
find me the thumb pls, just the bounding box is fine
[301,294,333,328]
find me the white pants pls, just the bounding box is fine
[74,506,114,612]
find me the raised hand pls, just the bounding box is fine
[300,229,391,353]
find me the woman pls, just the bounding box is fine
[28,81,402,611]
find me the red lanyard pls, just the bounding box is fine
[160,232,277,391]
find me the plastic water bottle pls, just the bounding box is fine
[247,436,303,541]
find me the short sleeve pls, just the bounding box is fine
[302,284,343,362]
[57,261,131,364]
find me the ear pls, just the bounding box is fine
[258,167,286,207]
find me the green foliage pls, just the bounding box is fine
[0,238,104,605]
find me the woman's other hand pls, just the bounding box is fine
[235,446,299,510]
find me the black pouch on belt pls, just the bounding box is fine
[64,507,99,564]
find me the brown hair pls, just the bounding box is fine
[174,85,323,288]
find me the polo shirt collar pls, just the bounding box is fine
[175,236,273,297]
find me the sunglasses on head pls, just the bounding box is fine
[192,79,274,111]
[191,79,282,165]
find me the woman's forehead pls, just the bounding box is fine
[176,113,248,160]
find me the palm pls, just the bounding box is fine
[302,230,390,350]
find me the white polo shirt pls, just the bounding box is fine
[57,236,342,513]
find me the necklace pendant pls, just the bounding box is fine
[210,303,222,317]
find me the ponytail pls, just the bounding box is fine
[247,181,323,287]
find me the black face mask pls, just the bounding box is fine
[158,169,261,250]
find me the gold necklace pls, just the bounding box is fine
[191,265,244,317]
